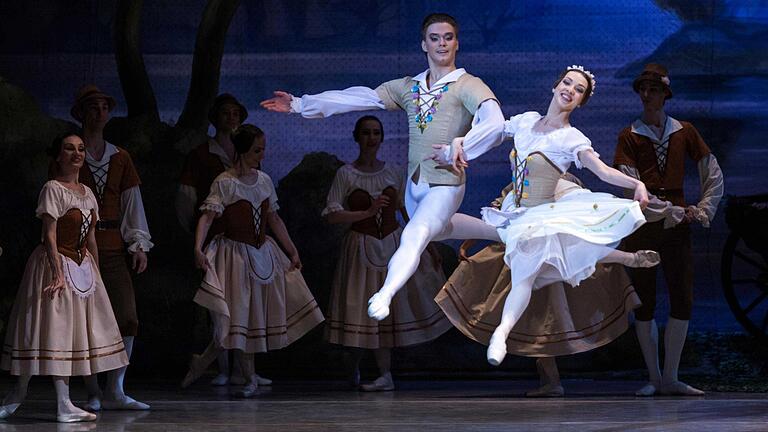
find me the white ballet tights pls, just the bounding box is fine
[370,179,499,319]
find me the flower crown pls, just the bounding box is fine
[566,65,596,96]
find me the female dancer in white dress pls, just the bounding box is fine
[182,125,324,396]
[0,134,129,422]
[433,66,660,365]
[324,116,451,391]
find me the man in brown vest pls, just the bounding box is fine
[614,64,724,396]
[69,85,154,410]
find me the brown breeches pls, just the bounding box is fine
[623,221,693,321]
[98,250,139,336]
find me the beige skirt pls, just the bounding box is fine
[435,243,641,357]
[1,246,129,376]
[194,235,324,353]
[325,229,452,349]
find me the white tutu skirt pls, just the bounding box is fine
[482,189,646,288]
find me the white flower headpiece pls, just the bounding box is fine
[566,65,596,96]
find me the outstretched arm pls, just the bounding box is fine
[260,87,385,119]
[579,149,649,209]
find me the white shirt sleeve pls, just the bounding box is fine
[291,86,385,118]
[695,154,724,226]
[459,100,506,161]
[120,186,154,253]
[617,164,685,228]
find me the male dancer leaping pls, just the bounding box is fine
[261,13,505,320]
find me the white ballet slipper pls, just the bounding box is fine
[660,381,705,396]
[210,373,229,386]
[234,383,258,398]
[0,403,20,419]
[367,292,391,321]
[253,374,272,386]
[635,382,659,396]
[487,331,508,366]
[57,410,97,423]
[101,395,150,410]
[359,374,395,392]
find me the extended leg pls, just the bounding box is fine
[0,374,31,419]
[360,348,394,392]
[367,182,464,320]
[53,376,97,423]
[103,336,150,410]
[487,272,537,366]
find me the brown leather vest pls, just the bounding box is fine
[219,199,269,249]
[348,186,399,239]
[56,208,93,265]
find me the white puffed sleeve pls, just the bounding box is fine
[35,181,64,220]
[120,186,154,253]
[200,178,226,216]
[564,129,599,169]
[291,87,385,119]
[322,166,348,217]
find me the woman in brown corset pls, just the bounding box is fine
[181,125,324,397]
[0,134,128,422]
[323,116,451,391]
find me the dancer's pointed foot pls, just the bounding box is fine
[660,380,705,396]
[630,250,660,268]
[102,395,150,410]
[181,354,205,388]
[367,292,391,321]
[487,330,508,366]
[210,373,229,386]
[0,403,20,419]
[359,374,395,392]
[525,384,565,398]
[635,382,659,396]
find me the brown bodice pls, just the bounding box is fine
[509,151,564,208]
[219,199,269,249]
[56,208,93,264]
[348,186,399,239]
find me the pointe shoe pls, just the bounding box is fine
[253,374,272,386]
[367,292,391,321]
[0,402,21,419]
[102,395,150,410]
[635,382,659,396]
[210,373,229,386]
[660,381,705,396]
[83,396,101,412]
[525,384,565,398]
[57,410,98,423]
[487,331,508,366]
[234,383,258,398]
[181,354,205,388]
[630,250,660,268]
[359,374,395,392]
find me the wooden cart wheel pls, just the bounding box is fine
[721,232,768,342]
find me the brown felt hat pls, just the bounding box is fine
[70,84,117,122]
[632,63,673,99]
[208,93,248,126]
